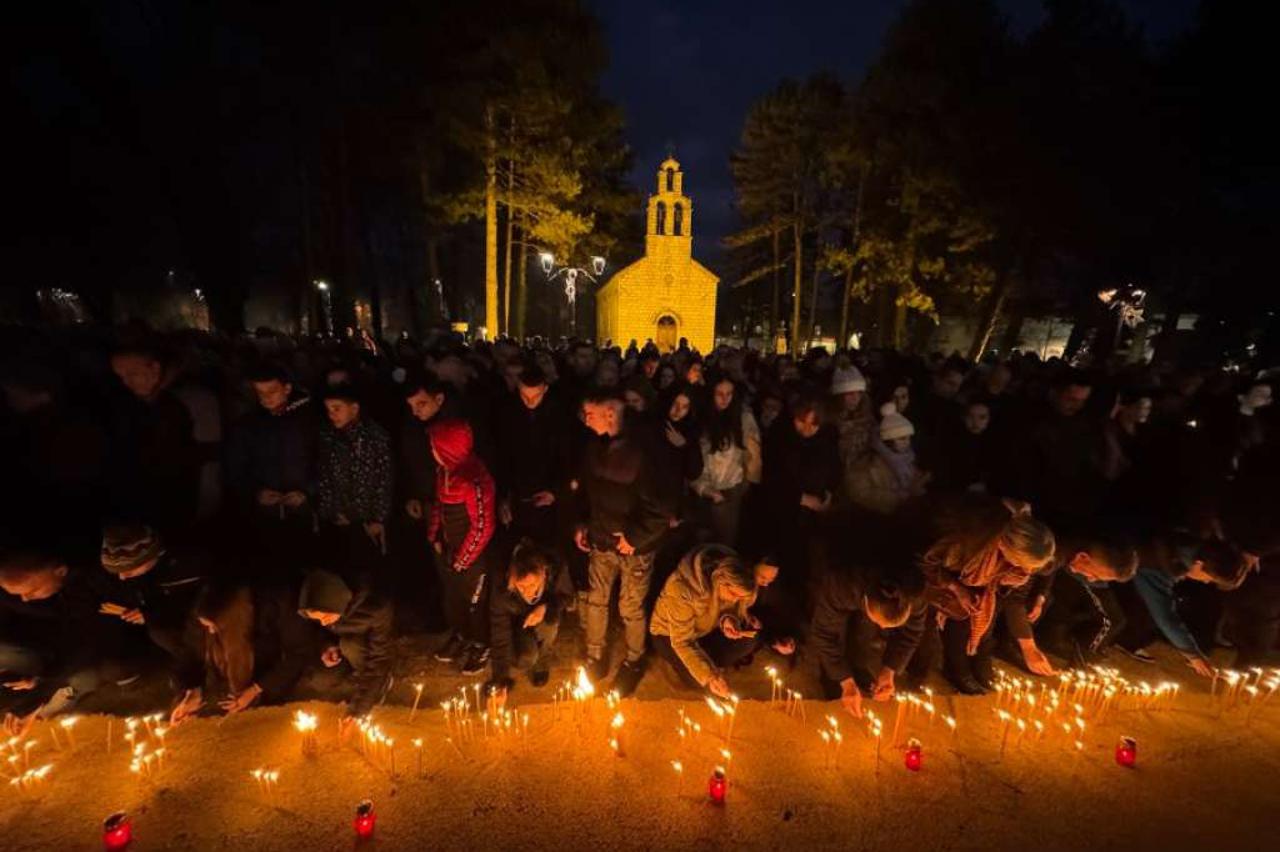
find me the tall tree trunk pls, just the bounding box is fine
[790,215,804,355]
[501,190,514,337]
[770,222,781,342]
[891,288,907,350]
[968,264,1012,361]
[483,105,499,338]
[514,222,529,339]
[501,120,515,336]
[806,237,821,346]
[839,165,867,349]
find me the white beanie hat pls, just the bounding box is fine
[879,401,914,441]
[830,366,867,396]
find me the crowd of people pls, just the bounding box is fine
[2,323,1277,736]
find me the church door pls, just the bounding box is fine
[655,314,678,353]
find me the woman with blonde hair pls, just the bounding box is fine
[920,498,1056,694]
[650,544,790,698]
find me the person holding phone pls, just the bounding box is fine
[649,544,792,698]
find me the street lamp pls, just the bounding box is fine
[541,253,607,335]
[314,279,333,335]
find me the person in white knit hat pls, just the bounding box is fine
[849,402,929,515]
[829,363,875,501]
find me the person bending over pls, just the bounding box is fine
[650,544,792,699]
[298,570,394,734]
[486,541,573,704]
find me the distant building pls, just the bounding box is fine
[596,157,718,353]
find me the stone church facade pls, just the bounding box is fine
[596,158,718,353]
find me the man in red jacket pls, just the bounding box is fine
[427,419,496,675]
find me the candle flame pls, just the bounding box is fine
[574,666,596,698]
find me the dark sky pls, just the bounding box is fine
[592,0,1198,273]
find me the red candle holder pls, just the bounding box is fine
[103,812,132,850]
[1115,736,1137,768]
[904,738,923,772]
[708,767,727,805]
[354,800,376,839]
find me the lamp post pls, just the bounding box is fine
[314,279,332,336]
[540,253,606,336]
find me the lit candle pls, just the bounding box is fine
[904,738,923,772]
[293,710,318,756]
[413,738,424,778]
[708,766,727,805]
[1115,736,1137,768]
[410,683,425,722]
[354,799,376,839]
[610,712,626,757]
[103,811,132,850]
[671,759,684,796]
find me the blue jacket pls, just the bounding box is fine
[1133,541,1202,657]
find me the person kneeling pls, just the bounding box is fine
[486,541,572,705]
[193,580,320,716]
[298,570,394,734]
[811,562,927,718]
[650,544,792,699]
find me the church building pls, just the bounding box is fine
[596,157,718,353]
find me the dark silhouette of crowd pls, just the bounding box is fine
[2,323,1276,735]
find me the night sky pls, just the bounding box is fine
[592,0,1199,274]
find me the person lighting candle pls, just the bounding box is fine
[649,546,793,699]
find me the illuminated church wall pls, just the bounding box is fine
[596,158,718,353]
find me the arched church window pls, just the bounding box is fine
[666,168,675,192]
[673,203,684,236]
[656,201,667,235]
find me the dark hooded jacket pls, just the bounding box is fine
[298,571,393,716]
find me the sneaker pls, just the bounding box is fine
[434,632,466,663]
[460,644,490,676]
[36,686,77,718]
[613,659,646,698]
[1116,646,1156,664]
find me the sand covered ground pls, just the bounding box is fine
[2,644,1277,852]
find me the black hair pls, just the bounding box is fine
[400,372,448,399]
[1196,539,1251,590]
[246,362,292,385]
[322,383,361,405]
[582,386,624,406]
[510,539,556,581]
[704,374,745,452]
[1061,531,1139,582]
[791,388,826,422]
[1051,368,1094,391]
[519,363,548,388]
[864,565,926,628]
